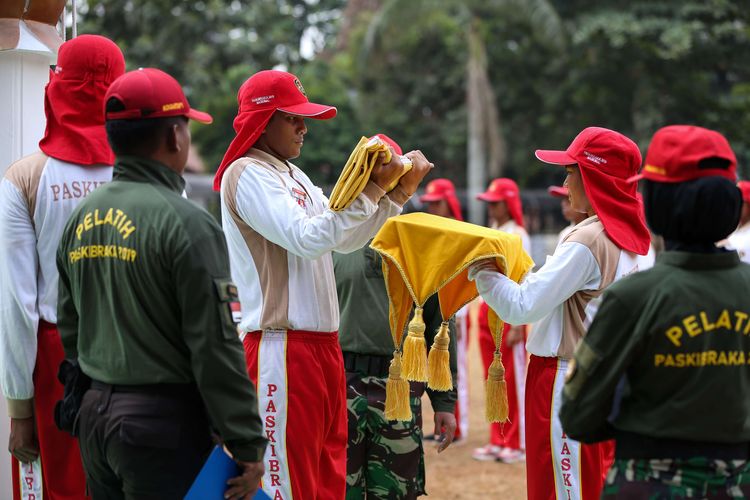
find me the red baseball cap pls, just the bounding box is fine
[738,181,750,203]
[547,185,569,198]
[477,178,524,227]
[105,68,212,124]
[371,133,403,155]
[213,70,337,190]
[535,127,650,255]
[628,125,737,183]
[419,178,463,221]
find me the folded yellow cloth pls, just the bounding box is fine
[370,212,534,421]
[329,136,412,210]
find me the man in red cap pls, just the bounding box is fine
[470,127,651,500]
[548,185,588,244]
[57,68,267,499]
[561,125,750,498]
[214,70,434,499]
[0,34,124,500]
[472,178,531,463]
[418,178,468,445]
[720,180,750,262]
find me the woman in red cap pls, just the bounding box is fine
[472,178,531,463]
[720,181,750,262]
[214,70,434,499]
[0,34,124,500]
[470,127,651,500]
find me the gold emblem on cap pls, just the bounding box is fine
[294,78,306,96]
[162,102,185,112]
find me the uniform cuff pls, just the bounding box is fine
[387,185,411,207]
[7,398,34,419]
[229,440,268,463]
[361,181,386,205]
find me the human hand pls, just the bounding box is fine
[370,147,404,191]
[433,411,457,453]
[468,258,501,281]
[9,417,38,463]
[225,460,264,500]
[506,325,524,347]
[398,150,434,195]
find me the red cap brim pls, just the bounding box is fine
[277,102,337,119]
[187,108,213,124]
[476,193,504,202]
[547,186,569,198]
[626,173,644,184]
[420,193,447,202]
[535,149,576,165]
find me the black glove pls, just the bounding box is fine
[54,359,91,436]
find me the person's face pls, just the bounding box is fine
[426,199,453,219]
[487,200,510,226]
[564,165,593,215]
[166,117,191,175]
[259,111,307,161]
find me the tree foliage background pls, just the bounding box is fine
[79,0,750,188]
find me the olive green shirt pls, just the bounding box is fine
[334,245,458,413]
[57,156,266,461]
[561,251,750,444]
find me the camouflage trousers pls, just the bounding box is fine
[602,457,750,499]
[345,371,426,500]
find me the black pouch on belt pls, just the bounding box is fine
[54,359,91,436]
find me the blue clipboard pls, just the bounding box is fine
[185,445,270,499]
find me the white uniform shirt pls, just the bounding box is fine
[724,223,750,264]
[220,148,407,335]
[0,153,111,408]
[471,216,647,359]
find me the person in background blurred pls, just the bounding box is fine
[0,35,124,500]
[419,178,468,445]
[471,178,530,464]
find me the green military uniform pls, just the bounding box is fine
[334,245,457,500]
[561,251,750,498]
[57,156,267,498]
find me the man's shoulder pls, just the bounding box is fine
[605,265,665,303]
[3,152,49,189]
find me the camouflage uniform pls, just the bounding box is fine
[346,372,426,499]
[602,458,750,499]
[334,246,457,500]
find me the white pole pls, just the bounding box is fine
[71,0,77,38]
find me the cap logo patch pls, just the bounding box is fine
[251,94,275,105]
[162,102,185,112]
[294,78,306,96]
[583,151,607,165]
[643,164,666,175]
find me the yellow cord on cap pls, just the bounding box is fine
[402,307,428,382]
[385,351,412,421]
[427,321,453,391]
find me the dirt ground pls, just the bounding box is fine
[420,302,527,499]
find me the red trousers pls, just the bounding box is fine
[525,355,613,500]
[12,321,88,500]
[243,330,347,500]
[478,302,526,450]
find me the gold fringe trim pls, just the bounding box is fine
[385,352,412,421]
[402,307,428,382]
[485,352,509,423]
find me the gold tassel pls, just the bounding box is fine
[485,351,509,423]
[427,321,453,391]
[385,352,412,421]
[402,306,428,382]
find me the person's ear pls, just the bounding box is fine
[165,123,180,153]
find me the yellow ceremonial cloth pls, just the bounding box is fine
[370,212,534,344]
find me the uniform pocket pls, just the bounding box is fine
[119,416,181,449]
